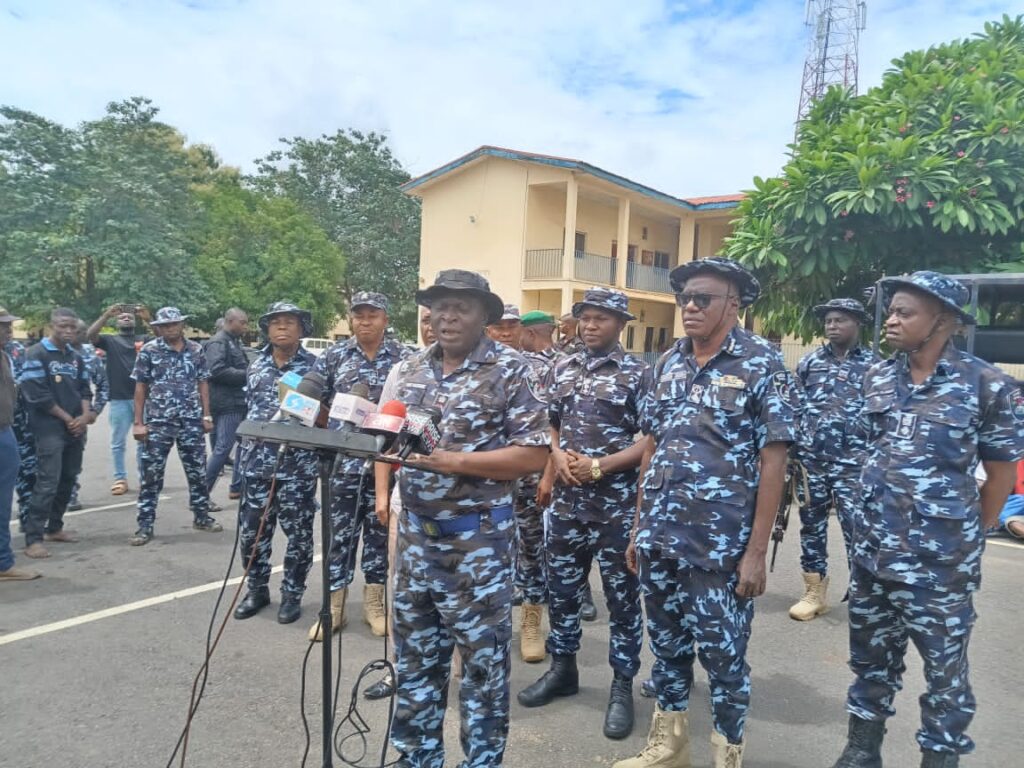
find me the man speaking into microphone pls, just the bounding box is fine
[389,269,550,768]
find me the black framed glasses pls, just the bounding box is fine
[674,292,734,309]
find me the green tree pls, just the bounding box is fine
[252,130,421,337]
[722,15,1024,339]
[0,97,214,323]
[191,176,346,335]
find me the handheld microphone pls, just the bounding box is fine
[277,370,303,401]
[397,406,443,460]
[280,390,322,427]
[329,382,376,429]
[360,400,407,453]
[296,371,329,427]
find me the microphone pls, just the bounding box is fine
[397,406,442,460]
[329,382,376,430]
[277,370,303,402]
[279,390,322,427]
[360,400,407,453]
[296,371,329,427]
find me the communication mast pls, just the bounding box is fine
[797,1,867,124]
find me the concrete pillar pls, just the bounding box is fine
[678,215,696,268]
[615,196,630,288]
[561,176,578,281]
[560,285,574,318]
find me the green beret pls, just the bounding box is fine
[521,311,555,327]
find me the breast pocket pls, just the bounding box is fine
[707,385,748,415]
[444,394,503,447]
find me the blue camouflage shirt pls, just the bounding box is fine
[638,326,799,572]
[312,336,410,477]
[131,337,211,424]
[549,344,651,521]
[394,336,551,520]
[796,343,879,465]
[852,343,1024,592]
[238,345,319,479]
[77,343,109,416]
[523,347,562,401]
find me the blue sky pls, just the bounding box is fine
[0,0,1012,196]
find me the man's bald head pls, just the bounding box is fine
[223,307,249,336]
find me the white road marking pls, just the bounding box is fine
[8,496,170,527]
[0,554,322,646]
[987,537,1024,550]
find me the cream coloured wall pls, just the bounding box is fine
[525,184,566,251]
[629,214,680,266]
[575,196,619,257]
[695,220,731,258]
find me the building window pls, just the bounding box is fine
[641,249,654,266]
[575,232,586,255]
[626,326,635,349]
[627,245,638,262]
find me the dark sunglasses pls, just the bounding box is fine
[674,292,734,309]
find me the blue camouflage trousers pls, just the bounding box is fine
[391,511,514,768]
[846,565,976,755]
[136,420,210,528]
[328,470,387,591]
[513,476,547,605]
[12,408,35,527]
[638,547,753,744]
[239,475,317,598]
[546,510,642,677]
[798,459,860,576]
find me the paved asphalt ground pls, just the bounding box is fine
[2,412,1022,768]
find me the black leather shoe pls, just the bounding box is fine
[920,751,959,768]
[603,673,634,739]
[277,595,302,624]
[832,715,885,768]
[234,587,270,620]
[517,654,579,707]
[580,584,597,622]
[363,672,395,700]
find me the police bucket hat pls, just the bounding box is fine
[572,286,636,321]
[0,306,21,323]
[880,271,976,325]
[669,257,761,308]
[416,269,505,325]
[812,297,871,324]
[496,304,521,323]
[350,291,389,313]
[150,307,190,326]
[259,301,314,338]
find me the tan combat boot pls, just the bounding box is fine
[612,704,691,768]
[788,572,829,621]
[520,603,546,663]
[710,730,744,768]
[308,587,348,642]
[363,583,387,637]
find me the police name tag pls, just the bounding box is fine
[717,375,745,389]
[894,412,918,439]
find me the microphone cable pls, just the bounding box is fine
[164,448,284,768]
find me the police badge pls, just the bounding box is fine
[1011,388,1024,423]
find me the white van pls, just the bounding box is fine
[301,337,335,356]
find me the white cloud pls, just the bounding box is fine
[0,0,1009,196]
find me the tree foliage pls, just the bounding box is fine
[723,15,1024,338]
[252,130,421,337]
[191,176,346,335]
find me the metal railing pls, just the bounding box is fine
[626,261,672,294]
[524,249,564,279]
[574,250,616,285]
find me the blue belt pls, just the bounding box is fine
[406,504,514,538]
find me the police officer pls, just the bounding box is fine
[306,291,408,642]
[519,287,651,741]
[0,307,34,530]
[67,319,110,511]
[790,298,879,621]
[617,258,798,768]
[389,269,549,768]
[488,303,522,349]
[130,307,220,545]
[233,303,319,625]
[556,312,586,355]
[831,272,1024,768]
[513,310,561,662]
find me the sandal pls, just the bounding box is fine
[111,479,129,496]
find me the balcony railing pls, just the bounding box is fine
[626,261,673,294]
[574,251,616,285]
[524,249,563,279]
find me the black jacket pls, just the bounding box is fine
[205,330,248,415]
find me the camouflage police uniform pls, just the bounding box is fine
[312,292,409,594]
[4,339,34,527]
[795,299,879,578]
[543,291,650,682]
[839,272,1024,761]
[632,259,798,758]
[131,308,215,532]
[390,270,550,768]
[237,313,318,603]
[69,342,110,507]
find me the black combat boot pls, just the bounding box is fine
[517,654,579,707]
[920,751,958,768]
[234,586,270,620]
[580,583,597,621]
[831,715,885,768]
[277,595,302,624]
[603,673,635,740]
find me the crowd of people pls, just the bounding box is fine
[1,257,1023,768]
